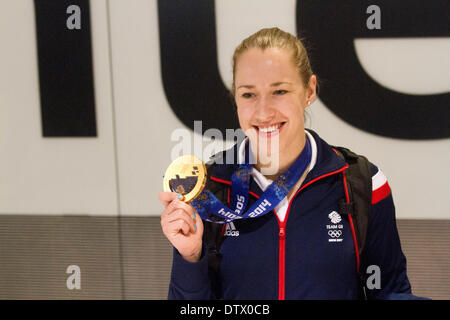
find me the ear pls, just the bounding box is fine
[306,75,317,106]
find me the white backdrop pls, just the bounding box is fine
[0,0,449,219]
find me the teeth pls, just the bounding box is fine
[259,124,280,133]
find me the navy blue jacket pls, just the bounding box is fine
[168,129,419,300]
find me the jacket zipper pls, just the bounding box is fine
[276,165,348,300]
[278,224,286,299]
[211,164,349,300]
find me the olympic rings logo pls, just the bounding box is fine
[328,230,342,238]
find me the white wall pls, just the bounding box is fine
[1,0,449,219]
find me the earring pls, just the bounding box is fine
[307,100,311,106]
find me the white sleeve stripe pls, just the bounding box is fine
[372,169,388,191]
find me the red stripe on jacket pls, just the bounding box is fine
[372,181,391,204]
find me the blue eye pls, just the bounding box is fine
[274,90,287,95]
[242,93,254,98]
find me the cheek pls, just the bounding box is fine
[280,101,305,133]
[275,97,303,120]
[236,104,253,130]
[290,95,305,116]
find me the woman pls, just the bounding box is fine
[159,27,418,300]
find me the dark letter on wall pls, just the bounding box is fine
[34,0,97,137]
[297,0,449,140]
[158,0,239,136]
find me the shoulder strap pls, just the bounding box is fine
[332,146,372,257]
[203,219,224,299]
[202,162,228,255]
[201,163,228,298]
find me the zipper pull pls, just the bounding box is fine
[279,227,285,239]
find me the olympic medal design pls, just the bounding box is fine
[163,155,207,203]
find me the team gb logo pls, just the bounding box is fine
[328,211,342,224]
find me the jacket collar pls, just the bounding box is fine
[208,129,347,194]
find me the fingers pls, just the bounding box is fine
[161,198,198,236]
[169,218,191,236]
[179,219,195,236]
[171,199,195,216]
[158,192,178,207]
[166,209,196,233]
[162,214,196,237]
[159,191,201,238]
[158,192,194,213]
[161,198,195,220]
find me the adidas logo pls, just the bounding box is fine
[224,222,239,237]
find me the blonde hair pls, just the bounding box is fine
[231,27,314,95]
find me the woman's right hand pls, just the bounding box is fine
[159,192,204,262]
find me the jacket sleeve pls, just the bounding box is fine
[167,243,216,300]
[360,165,428,300]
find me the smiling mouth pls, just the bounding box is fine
[254,122,286,137]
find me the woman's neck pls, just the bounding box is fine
[253,133,307,181]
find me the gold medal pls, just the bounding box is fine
[163,155,207,203]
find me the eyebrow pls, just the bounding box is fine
[236,82,292,90]
[271,81,292,87]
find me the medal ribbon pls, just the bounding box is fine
[191,138,311,224]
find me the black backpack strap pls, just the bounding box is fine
[203,220,224,298]
[201,163,228,260]
[332,146,372,260]
[203,220,225,272]
[201,163,229,298]
[333,146,372,300]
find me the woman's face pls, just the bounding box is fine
[234,47,316,162]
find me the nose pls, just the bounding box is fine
[254,94,275,123]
